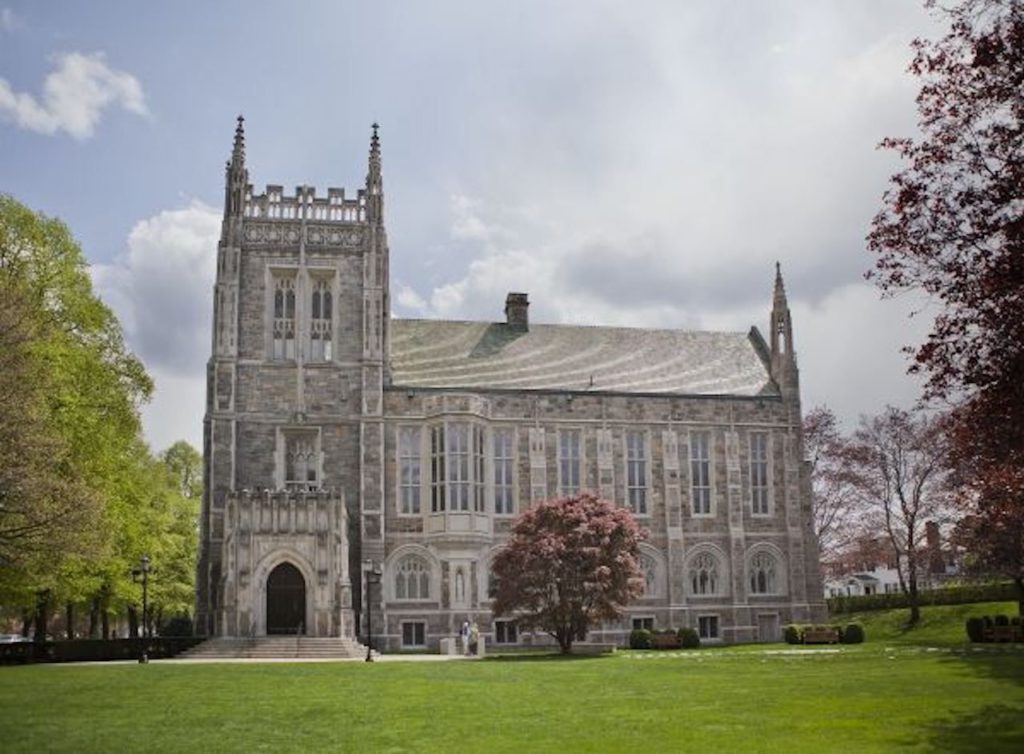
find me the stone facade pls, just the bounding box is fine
[196,118,827,648]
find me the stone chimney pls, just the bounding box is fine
[505,292,529,330]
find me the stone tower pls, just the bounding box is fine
[195,118,390,637]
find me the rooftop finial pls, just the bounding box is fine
[370,122,380,157]
[231,114,245,164]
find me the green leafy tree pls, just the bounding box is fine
[0,194,153,634]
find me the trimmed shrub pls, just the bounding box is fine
[678,627,701,649]
[841,623,865,644]
[965,617,985,643]
[160,615,194,637]
[827,581,1018,614]
[629,629,652,650]
[783,624,802,645]
[994,614,1010,627]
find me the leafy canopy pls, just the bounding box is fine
[491,492,646,654]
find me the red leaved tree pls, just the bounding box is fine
[867,0,1024,612]
[491,492,646,654]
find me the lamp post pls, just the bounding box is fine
[131,554,151,663]
[364,560,382,662]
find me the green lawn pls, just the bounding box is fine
[1,605,1022,753]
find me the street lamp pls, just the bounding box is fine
[364,560,382,662]
[131,554,151,664]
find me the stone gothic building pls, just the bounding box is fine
[196,118,827,649]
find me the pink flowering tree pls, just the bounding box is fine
[491,492,647,654]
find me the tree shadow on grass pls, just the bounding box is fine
[483,652,605,663]
[913,703,1024,752]
[937,647,1024,688]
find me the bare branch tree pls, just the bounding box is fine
[845,407,952,625]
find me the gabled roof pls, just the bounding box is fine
[389,319,775,396]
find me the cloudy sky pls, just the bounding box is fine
[0,1,942,453]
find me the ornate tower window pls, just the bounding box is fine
[309,277,333,362]
[272,275,296,360]
[689,552,721,596]
[493,428,515,516]
[283,432,319,491]
[749,551,778,594]
[558,429,582,496]
[398,427,421,515]
[626,431,648,515]
[394,556,431,600]
[690,431,712,515]
[750,432,770,515]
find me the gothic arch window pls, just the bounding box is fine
[284,432,318,491]
[689,552,721,596]
[639,554,657,597]
[272,275,296,360]
[394,556,431,601]
[309,278,333,361]
[749,551,779,595]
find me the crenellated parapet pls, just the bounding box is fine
[244,185,367,224]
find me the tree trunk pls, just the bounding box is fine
[89,597,99,639]
[127,605,139,638]
[65,602,74,640]
[20,610,32,638]
[101,608,110,640]
[907,559,920,626]
[1016,576,1023,618]
[33,591,49,643]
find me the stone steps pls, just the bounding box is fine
[178,637,376,660]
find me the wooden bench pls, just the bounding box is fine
[802,628,840,645]
[571,643,617,656]
[651,634,681,650]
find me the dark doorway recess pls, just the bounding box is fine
[266,562,306,635]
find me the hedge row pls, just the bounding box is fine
[965,616,1024,643]
[783,623,865,645]
[0,637,203,665]
[827,582,1019,614]
[628,628,701,650]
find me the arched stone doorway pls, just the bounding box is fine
[266,562,306,635]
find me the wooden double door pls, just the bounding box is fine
[266,562,306,635]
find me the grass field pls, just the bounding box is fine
[1,603,1022,753]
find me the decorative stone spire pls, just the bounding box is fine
[366,122,384,224]
[769,261,796,390]
[224,115,248,219]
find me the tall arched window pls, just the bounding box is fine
[749,551,777,594]
[394,556,431,600]
[639,554,657,597]
[309,278,333,361]
[272,276,296,360]
[689,552,720,595]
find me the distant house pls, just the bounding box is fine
[824,567,902,598]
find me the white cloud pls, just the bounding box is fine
[93,200,220,375]
[92,201,220,449]
[0,51,148,139]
